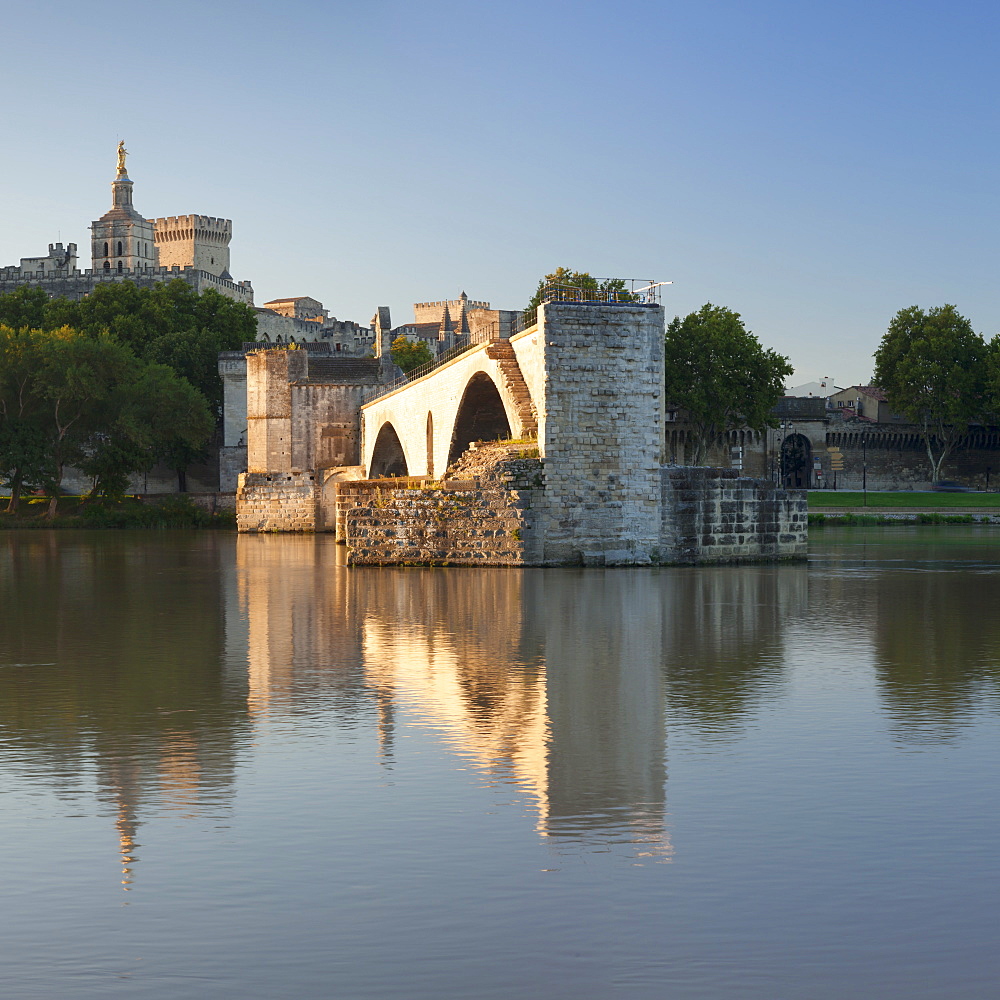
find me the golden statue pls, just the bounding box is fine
[117,140,128,175]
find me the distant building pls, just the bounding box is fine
[784,376,843,398]
[827,385,905,423]
[0,147,254,304]
[389,292,519,356]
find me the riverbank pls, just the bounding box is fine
[808,490,1000,524]
[0,495,236,529]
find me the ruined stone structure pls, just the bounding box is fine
[237,300,807,566]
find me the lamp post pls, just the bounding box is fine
[777,420,794,487]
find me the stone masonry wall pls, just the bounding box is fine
[237,472,318,532]
[341,483,541,566]
[536,302,665,566]
[661,467,807,564]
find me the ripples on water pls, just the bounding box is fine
[1,527,999,999]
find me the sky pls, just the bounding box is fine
[2,0,998,387]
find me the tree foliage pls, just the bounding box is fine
[525,268,636,313]
[390,335,434,374]
[0,325,213,511]
[0,280,256,415]
[663,304,793,465]
[873,304,988,482]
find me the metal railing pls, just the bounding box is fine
[362,338,487,405]
[513,278,669,334]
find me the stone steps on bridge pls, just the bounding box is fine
[485,340,538,438]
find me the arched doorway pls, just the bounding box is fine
[369,422,408,477]
[447,372,511,467]
[781,433,812,489]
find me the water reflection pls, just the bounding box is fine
[4,528,1000,891]
[810,529,1000,742]
[0,532,247,888]
[231,541,810,854]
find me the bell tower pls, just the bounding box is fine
[90,142,158,274]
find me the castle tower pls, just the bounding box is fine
[153,214,234,278]
[90,142,158,273]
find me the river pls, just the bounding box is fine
[1,528,998,999]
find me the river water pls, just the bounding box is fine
[1,528,998,999]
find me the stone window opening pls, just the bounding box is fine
[103,261,110,270]
[117,260,123,273]
[117,241,123,256]
[103,241,108,257]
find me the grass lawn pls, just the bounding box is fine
[809,491,1000,508]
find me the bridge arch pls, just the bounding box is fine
[369,421,409,477]
[447,371,512,467]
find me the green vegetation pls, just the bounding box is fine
[663,304,793,464]
[809,491,1000,508]
[525,268,636,314]
[0,281,255,508]
[390,335,434,374]
[809,510,980,526]
[873,305,990,482]
[0,325,212,514]
[0,495,234,529]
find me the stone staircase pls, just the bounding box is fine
[485,340,538,438]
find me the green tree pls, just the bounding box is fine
[525,268,637,315]
[0,286,50,331]
[663,304,793,465]
[77,362,213,498]
[0,326,58,511]
[873,305,987,483]
[64,280,256,413]
[0,280,256,490]
[390,335,434,374]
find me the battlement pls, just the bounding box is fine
[153,215,232,244]
[414,298,490,311]
[0,265,253,304]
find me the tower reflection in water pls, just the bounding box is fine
[234,536,807,856]
[0,532,245,890]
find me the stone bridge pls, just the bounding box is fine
[238,300,809,565]
[361,335,541,479]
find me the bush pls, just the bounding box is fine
[77,496,234,529]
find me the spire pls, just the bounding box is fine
[457,294,470,335]
[439,302,454,338]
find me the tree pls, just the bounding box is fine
[663,304,793,465]
[525,268,636,314]
[0,287,50,331]
[0,325,216,509]
[0,280,256,490]
[77,362,214,498]
[0,326,58,511]
[0,279,257,414]
[873,305,987,483]
[390,335,434,374]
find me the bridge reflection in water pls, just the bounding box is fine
[232,536,808,853]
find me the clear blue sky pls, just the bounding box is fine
[2,0,998,386]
